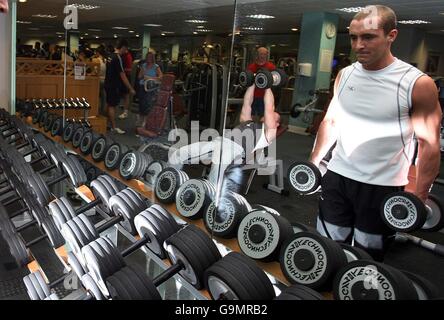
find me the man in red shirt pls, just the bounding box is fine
[118,50,134,119]
[247,47,276,121]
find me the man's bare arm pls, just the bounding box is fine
[308,71,342,166]
[411,76,442,202]
[120,72,136,95]
[240,85,255,122]
[263,88,279,143]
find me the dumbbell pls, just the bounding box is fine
[254,68,288,89]
[119,150,168,184]
[154,167,189,204]
[60,188,149,265]
[91,135,114,162]
[278,230,349,291]
[287,160,329,195]
[79,130,103,155]
[23,154,87,207]
[62,120,90,143]
[49,175,121,230]
[333,260,420,300]
[203,190,252,238]
[84,223,221,298]
[0,213,64,267]
[103,143,130,171]
[23,252,104,300]
[71,124,91,149]
[237,205,293,262]
[175,178,215,220]
[381,191,444,232]
[50,116,64,136]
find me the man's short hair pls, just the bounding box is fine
[353,5,397,35]
[116,39,129,49]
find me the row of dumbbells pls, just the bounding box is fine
[19,173,319,301]
[287,160,444,233]
[19,97,91,111]
[239,68,288,89]
[32,109,92,136]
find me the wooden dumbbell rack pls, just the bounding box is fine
[25,115,335,300]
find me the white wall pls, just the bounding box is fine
[0,8,12,111]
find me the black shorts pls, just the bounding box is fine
[105,87,121,107]
[120,85,129,95]
[317,170,403,260]
[251,97,265,117]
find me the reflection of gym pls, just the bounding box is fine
[1,0,444,302]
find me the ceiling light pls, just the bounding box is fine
[193,31,198,35]
[69,4,100,10]
[161,33,166,36]
[242,26,263,31]
[196,29,212,32]
[32,14,57,18]
[84,33,89,36]
[88,29,101,32]
[19,0,27,2]
[80,37,84,40]
[58,35,62,38]
[185,19,207,23]
[271,44,276,47]
[336,7,365,13]
[246,14,275,19]
[17,21,31,24]
[291,28,298,31]
[112,27,129,30]
[114,34,118,38]
[135,34,140,37]
[196,26,205,29]
[398,20,431,24]
[95,36,99,39]
[144,24,162,27]
[129,30,135,33]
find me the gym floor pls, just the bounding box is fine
[1,109,443,299]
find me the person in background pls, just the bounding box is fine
[92,45,108,115]
[247,47,276,121]
[118,50,134,119]
[104,39,136,134]
[137,51,163,126]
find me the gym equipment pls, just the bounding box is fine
[287,161,323,195]
[154,167,189,204]
[279,231,348,290]
[91,136,114,163]
[79,131,103,156]
[104,143,129,170]
[340,243,374,262]
[204,252,276,300]
[401,270,439,300]
[23,154,87,207]
[203,191,251,238]
[175,179,215,220]
[254,68,288,89]
[83,223,220,297]
[275,285,324,300]
[394,232,444,257]
[238,70,255,87]
[118,151,153,180]
[333,260,418,300]
[49,175,121,230]
[237,205,293,261]
[381,191,444,232]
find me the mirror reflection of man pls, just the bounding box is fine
[247,47,276,121]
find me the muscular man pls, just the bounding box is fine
[309,5,441,261]
[247,47,276,121]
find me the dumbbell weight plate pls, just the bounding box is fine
[25,173,51,207]
[41,216,65,248]
[204,251,275,300]
[271,69,288,87]
[6,233,30,267]
[104,143,128,170]
[287,161,322,195]
[155,167,189,204]
[43,114,55,132]
[333,260,417,300]
[50,117,63,137]
[204,191,250,238]
[401,270,439,300]
[279,231,348,290]
[145,160,166,186]
[62,122,76,143]
[237,208,293,261]
[238,70,255,87]
[72,127,86,149]
[48,197,77,231]
[380,191,427,233]
[23,270,51,300]
[422,194,444,231]
[67,251,86,281]
[80,131,100,155]
[119,151,144,180]
[38,110,48,128]
[176,179,214,220]
[91,136,112,162]
[254,69,273,89]
[81,237,126,297]
[90,175,121,215]
[86,167,97,182]
[81,273,105,300]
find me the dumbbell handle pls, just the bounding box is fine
[10,207,29,219]
[3,195,21,207]
[8,135,22,144]
[23,147,38,157]
[96,215,123,234]
[49,273,69,288]
[16,141,30,151]
[3,129,19,138]
[26,233,48,247]
[152,260,184,287]
[120,234,150,257]
[16,219,38,233]
[75,198,102,215]
[0,184,13,194]
[47,173,69,187]
[402,233,444,256]
[38,164,57,175]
